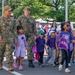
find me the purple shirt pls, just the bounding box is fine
[70,35,75,51]
[36,37,45,52]
[17,34,26,48]
[14,34,27,57]
[60,31,72,50]
[70,43,73,51]
[68,28,71,33]
[51,27,56,32]
[72,36,75,48]
[59,37,68,52]
[47,36,56,49]
[56,35,60,49]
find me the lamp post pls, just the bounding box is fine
[65,0,68,21]
[2,0,4,16]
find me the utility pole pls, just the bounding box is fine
[2,0,4,16]
[65,0,68,21]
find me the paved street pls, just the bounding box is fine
[0,56,75,75]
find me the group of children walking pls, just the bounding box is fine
[33,21,75,73]
[13,21,75,73]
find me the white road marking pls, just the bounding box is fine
[3,51,46,75]
[3,55,28,75]
[3,66,23,75]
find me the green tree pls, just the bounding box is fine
[0,0,75,22]
[13,0,53,19]
[38,0,65,21]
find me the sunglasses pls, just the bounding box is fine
[66,25,69,27]
[41,34,44,35]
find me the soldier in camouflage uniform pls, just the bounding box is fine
[0,6,15,71]
[16,6,36,68]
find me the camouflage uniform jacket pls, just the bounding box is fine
[16,15,36,41]
[0,16,16,43]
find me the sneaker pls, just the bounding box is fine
[74,59,75,62]
[19,65,23,70]
[45,62,49,65]
[38,62,42,65]
[14,61,17,68]
[72,59,74,63]
[34,59,38,63]
[53,63,56,67]
[41,64,45,67]
[65,68,71,73]
[72,59,75,63]
[68,63,71,67]
[58,64,63,71]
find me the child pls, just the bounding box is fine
[58,22,75,73]
[43,22,51,35]
[14,26,28,70]
[36,30,46,66]
[32,39,39,63]
[45,31,56,66]
[36,21,43,32]
[72,30,75,63]
[68,43,73,67]
[50,21,57,32]
[55,26,61,65]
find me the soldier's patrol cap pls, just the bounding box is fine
[4,5,12,11]
[24,6,31,11]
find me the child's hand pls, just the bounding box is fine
[72,40,75,43]
[34,36,37,40]
[15,40,18,46]
[46,50,48,54]
[34,42,37,45]
[58,38,61,42]
[16,43,18,47]
[0,36,2,41]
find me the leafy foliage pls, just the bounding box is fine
[0,0,75,22]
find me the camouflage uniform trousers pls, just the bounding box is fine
[27,36,34,61]
[0,40,13,64]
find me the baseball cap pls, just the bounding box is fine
[4,5,12,11]
[38,30,45,35]
[24,6,31,10]
[49,30,55,35]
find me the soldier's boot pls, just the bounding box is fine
[29,60,35,68]
[8,63,14,71]
[0,61,3,70]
